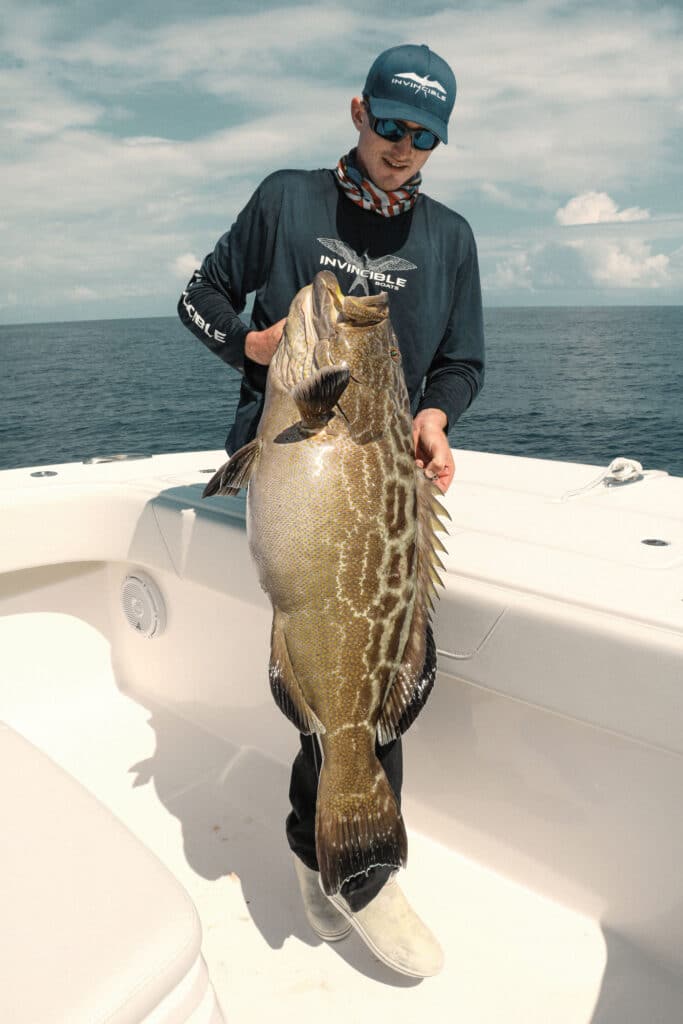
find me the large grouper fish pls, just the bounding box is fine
[203,270,449,896]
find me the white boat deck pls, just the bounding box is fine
[0,612,608,1023]
[2,449,683,1022]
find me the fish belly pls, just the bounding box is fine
[249,432,416,727]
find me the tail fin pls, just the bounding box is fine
[315,756,407,897]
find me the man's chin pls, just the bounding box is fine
[373,165,414,191]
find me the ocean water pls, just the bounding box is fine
[1,307,681,477]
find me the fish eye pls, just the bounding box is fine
[389,347,400,361]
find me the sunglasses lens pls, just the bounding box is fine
[371,113,439,151]
[374,118,405,143]
[413,129,439,151]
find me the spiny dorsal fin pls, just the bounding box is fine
[376,468,449,744]
[291,365,350,431]
[202,438,262,497]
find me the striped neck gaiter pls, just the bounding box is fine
[334,149,421,218]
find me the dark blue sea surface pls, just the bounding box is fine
[1,307,681,476]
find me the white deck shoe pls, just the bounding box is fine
[293,856,353,941]
[326,876,444,978]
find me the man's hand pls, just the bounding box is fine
[412,408,455,494]
[245,317,287,366]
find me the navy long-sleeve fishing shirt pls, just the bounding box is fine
[178,167,485,454]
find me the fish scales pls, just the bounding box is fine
[203,271,448,895]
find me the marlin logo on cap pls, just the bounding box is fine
[394,72,447,97]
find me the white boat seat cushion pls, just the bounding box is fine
[0,722,217,1024]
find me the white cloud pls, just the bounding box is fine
[172,253,200,279]
[486,251,533,291]
[478,183,536,210]
[572,238,670,288]
[58,8,354,82]
[483,238,594,295]
[556,192,651,226]
[0,66,103,142]
[483,235,673,296]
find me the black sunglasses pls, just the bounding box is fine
[364,100,440,152]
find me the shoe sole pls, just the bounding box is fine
[292,856,352,941]
[308,918,353,942]
[326,893,440,978]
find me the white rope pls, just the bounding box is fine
[557,457,667,502]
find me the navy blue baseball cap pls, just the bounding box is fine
[363,43,456,144]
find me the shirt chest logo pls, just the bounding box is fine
[317,237,417,294]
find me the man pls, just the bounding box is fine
[178,43,484,978]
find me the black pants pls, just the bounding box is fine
[285,732,403,912]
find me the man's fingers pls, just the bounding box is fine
[246,318,288,365]
[273,317,287,340]
[268,318,287,352]
[412,409,455,494]
[423,458,445,477]
[423,452,455,493]
[426,465,453,493]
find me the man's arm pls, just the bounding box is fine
[177,175,284,380]
[413,225,485,494]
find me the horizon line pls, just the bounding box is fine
[2,303,682,329]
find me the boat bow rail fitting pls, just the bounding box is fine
[82,453,152,464]
[121,573,166,638]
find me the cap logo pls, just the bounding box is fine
[392,72,447,101]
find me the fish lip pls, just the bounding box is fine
[339,292,389,327]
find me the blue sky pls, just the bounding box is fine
[1,0,681,323]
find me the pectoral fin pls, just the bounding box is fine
[377,469,449,744]
[291,365,350,431]
[202,438,262,497]
[270,615,325,735]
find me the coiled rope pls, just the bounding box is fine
[557,457,667,502]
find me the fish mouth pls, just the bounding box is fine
[340,291,389,327]
[313,271,344,318]
[276,273,390,390]
[277,272,345,386]
[311,271,345,341]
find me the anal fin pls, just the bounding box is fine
[202,438,262,497]
[377,622,437,745]
[269,616,324,735]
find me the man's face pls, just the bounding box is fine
[350,96,436,191]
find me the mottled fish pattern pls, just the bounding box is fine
[204,271,449,895]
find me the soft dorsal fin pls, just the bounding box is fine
[202,438,262,497]
[377,469,449,744]
[291,365,350,431]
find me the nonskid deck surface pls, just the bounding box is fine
[0,612,616,1024]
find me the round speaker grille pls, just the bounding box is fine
[121,573,166,638]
